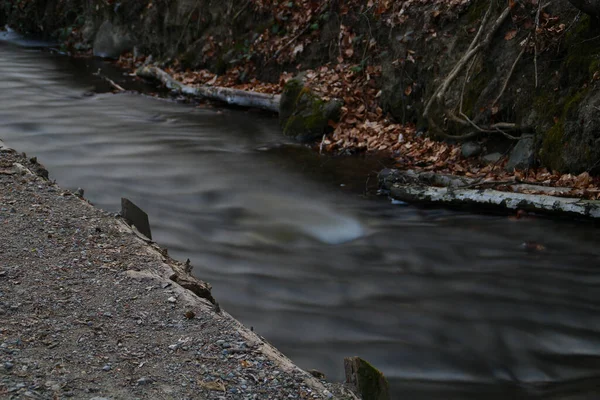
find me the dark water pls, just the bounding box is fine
[1,34,600,399]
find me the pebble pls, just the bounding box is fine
[167,296,176,303]
[102,364,111,371]
[136,376,153,385]
[4,362,14,370]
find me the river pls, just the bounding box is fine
[1,33,600,399]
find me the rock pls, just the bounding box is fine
[541,89,600,173]
[307,369,325,379]
[102,364,111,371]
[4,362,14,370]
[506,135,535,171]
[279,78,342,142]
[461,142,483,158]
[74,188,84,198]
[93,21,134,59]
[167,296,177,303]
[481,152,503,165]
[344,357,390,400]
[136,377,153,385]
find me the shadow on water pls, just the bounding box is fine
[1,34,600,399]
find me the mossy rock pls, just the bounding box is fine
[344,357,390,400]
[279,77,342,142]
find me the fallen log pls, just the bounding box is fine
[380,169,600,219]
[136,66,281,113]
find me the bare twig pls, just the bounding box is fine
[103,76,125,92]
[459,56,478,114]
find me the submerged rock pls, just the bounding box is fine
[279,78,342,142]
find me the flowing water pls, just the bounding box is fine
[1,34,600,399]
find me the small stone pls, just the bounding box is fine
[167,296,176,303]
[102,365,111,372]
[4,362,14,370]
[184,310,195,319]
[461,142,483,158]
[74,188,84,198]
[136,376,153,385]
[307,369,325,379]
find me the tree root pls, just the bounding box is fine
[423,1,519,139]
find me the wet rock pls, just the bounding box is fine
[93,21,134,59]
[461,142,483,158]
[506,135,535,171]
[279,78,342,142]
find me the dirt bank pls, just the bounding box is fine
[0,146,355,399]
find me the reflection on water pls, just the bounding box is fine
[1,37,600,399]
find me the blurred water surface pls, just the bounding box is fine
[1,36,600,399]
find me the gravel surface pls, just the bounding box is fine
[0,148,356,400]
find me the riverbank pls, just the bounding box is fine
[0,146,355,399]
[3,0,600,213]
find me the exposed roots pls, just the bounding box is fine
[423,1,520,140]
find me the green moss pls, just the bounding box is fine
[541,122,566,171]
[539,88,588,171]
[279,79,341,141]
[355,359,390,400]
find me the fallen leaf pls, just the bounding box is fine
[505,29,517,41]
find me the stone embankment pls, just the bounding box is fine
[0,144,357,399]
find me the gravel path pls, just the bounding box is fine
[0,147,355,400]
